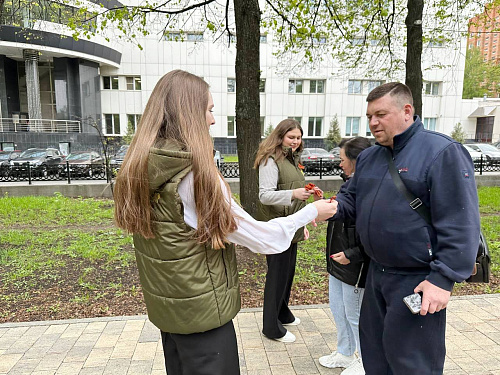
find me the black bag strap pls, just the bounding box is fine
[384,152,432,225]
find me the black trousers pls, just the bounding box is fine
[360,264,446,375]
[262,242,297,339]
[161,320,240,375]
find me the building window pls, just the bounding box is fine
[424,82,440,96]
[104,114,120,135]
[259,79,266,93]
[345,117,360,136]
[227,78,236,93]
[187,32,204,41]
[126,76,141,90]
[308,117,323,137]
[260,34,267,43]
[227,34,237,44]
[289,79,303,93]
[351,38,364,46]
[367,80,383,93]
[423,118,437,131]
[428,40,444,47]
[227,116,235,137]
[313,36,327,44]
[310,80,325,93]
[164,32,203,41]
[348,80,362,94]
[127,114,141,132]
[103,76,118,90]
[289,117,302,125]
[260,116,265,135]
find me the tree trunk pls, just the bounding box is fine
[405,0,424,117]
[234,0,261,217]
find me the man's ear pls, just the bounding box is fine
[403,104,414,121]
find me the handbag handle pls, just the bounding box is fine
[384,151,432,225]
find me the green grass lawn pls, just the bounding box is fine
[0,186,498,321]
[223,155,238,162]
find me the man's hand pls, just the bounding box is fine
[414,280,451,316]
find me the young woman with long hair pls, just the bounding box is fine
[114,70,337,375]
[319,137,371,375]
[254,119,319,343]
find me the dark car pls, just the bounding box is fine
[299,148,339,172]
[0,150,21,177]
[10,148,63,177]
[59,151,105,178]
[110,145,129,167]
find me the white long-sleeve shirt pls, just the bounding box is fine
[178,171,317,255]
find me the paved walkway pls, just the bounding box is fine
[1,294,500,375]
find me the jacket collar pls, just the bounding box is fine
[282,146,301,165]
[377,116,423,155]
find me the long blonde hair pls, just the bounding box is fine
[254,118,303,168]
[114,70,236,249]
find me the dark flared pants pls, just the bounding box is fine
[360,263,446,374]
[262,242,298,339]
[161,320,240,375]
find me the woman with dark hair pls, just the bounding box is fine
[114,70,337,375]
[254,119,317,343]
[319,136,371,375]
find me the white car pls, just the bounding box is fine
[214,150,224,168]
[466,143,500,164]
[463,144,484,166]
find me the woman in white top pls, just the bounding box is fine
[114,70,337,375]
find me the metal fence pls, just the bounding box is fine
[0,118,81,133]
[1,158,499,184]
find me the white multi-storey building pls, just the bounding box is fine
[1,0,496,154]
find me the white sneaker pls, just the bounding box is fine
[341,358,365,375]
[283,317,301,326]
[274,330,296,343]
[318,351,356,369]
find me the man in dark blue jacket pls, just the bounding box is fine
[335,82,480,374]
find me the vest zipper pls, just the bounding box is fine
[355,262,364,288]
[221,249,231,288]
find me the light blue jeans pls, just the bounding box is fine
[328,275,365,357]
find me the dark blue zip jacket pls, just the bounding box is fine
[335,117,480,291]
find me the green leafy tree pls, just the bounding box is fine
[122,120,136,145]
[325,115,342,150]
[463,47,500,99]
[450,122,466,143]
[264,123,274,137]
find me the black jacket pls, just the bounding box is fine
[326,178,369,287]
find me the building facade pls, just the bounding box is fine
[1,0,495,155]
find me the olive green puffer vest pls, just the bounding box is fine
[133,142,240,334]
[257,148,306,243]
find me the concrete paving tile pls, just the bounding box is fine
[286,343,310,357]
[33,352,66,371]
[45,324,69,335]
[126,360,153,374]
[83,347,113,368]
[313,319,335,334]
[63,345,93,362]
[266,350,292,366]
[131,342,157,361]
[270,365,296,374]
[78,366,105,375]
[109,341,137,359]
[290,356,319,374]
[84,322,107,334]
[29,371,56,375]
[54,361,84,375]
[94,334,120,348]
[102,358,131,374]
[3,357,39,374]
[59,323,87,338]
[245,348,270,370]
[74,333,101,347]
[102,321,126,335]
[247,369,272,375]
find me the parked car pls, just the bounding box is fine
[110,145,129,167]
[466,143,500,164]
[299,148,339,172]
[214,150,224,168]
[463,145,485,167]
[492,140,500,150]
[330,147,340,158]
[10,148,63,177]
[59,151,105,178]
[0,150,21,166]
[0,150,21,177]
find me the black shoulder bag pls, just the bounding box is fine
[385,152,490,283]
